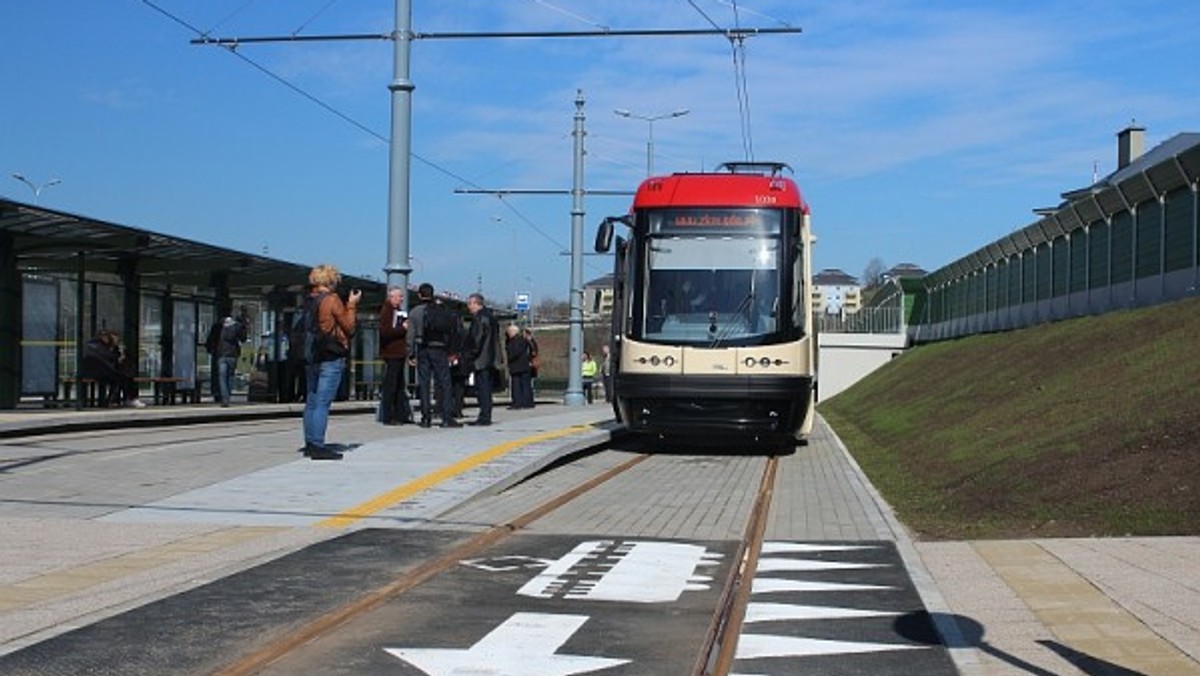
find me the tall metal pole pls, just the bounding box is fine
[564,90,587,406]
[383,0,414,308]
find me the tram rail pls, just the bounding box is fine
[214,441,788,676]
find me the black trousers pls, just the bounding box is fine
[380,357,413,423]
[473,367,494,422]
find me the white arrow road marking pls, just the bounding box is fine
[744,602,901,623]
[735,633,923,659]
[384,612,629,676]
[760,542,878,554]
[752,577,895,594]
[755,557,884,573]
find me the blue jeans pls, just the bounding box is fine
[217,356,237,405]
[303,358,344,448]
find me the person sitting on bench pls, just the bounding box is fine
[80,330,145,408]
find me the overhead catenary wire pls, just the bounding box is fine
[137,0,574,262]
[291,0,343,37]
[730,1,755,161]
[686,0,756,160]
[528,0,610,31]
[201,0,260,39]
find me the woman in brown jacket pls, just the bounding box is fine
[377,286,413,425]
[302,264,360,460]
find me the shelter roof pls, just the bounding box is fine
[0,198,384,294]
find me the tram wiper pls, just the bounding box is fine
[709,293,755,347]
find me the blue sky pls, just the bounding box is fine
[3,1,1198,305]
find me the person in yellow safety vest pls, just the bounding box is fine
[581,351,599,404]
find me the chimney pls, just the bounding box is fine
[1117,122,1145,170]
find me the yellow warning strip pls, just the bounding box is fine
[316,424,593,529]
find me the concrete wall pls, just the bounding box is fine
[816,332,907,401]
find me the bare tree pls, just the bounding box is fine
[862,257,888,290]
[535,297,570,322]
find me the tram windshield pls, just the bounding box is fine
[641,234,780,345]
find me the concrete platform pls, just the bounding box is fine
[0,402,1195,674]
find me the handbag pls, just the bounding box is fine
[316,326,348,361]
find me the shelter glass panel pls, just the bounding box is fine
[139,293,163,382]
[198,302,216,399]
[94,283,123,336]
[21,277,59,395]
[172,299,197,385]
[58,277,79,378]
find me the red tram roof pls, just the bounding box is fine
[631,170,810,214]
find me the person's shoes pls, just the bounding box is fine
[419,420,432,428]
[127,398,146,409]
[308,447,343,460]
[440,419,462,428]
[301,443,332,457]
[382,420,400,426]
[468,419,491,426]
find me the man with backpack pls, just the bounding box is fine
[406,282,460,428]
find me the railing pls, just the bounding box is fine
[814,307,904,334]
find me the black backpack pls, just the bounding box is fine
[290,293,348,364]
[422,302,458,345]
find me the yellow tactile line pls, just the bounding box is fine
[315,424,594,529]
[0,526,284,612]
[973,540,1200,674]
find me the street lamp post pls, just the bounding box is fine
[11,174,62,204]
[613,108,689,176]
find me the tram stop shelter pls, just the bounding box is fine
[0,197,387,410]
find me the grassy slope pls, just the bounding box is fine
[819,296,1200,540]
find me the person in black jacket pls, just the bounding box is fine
[215,309,249,407]
[81,330,144,408]
[406,283,460,428]
[505,324,534,409]
[461,293,498,425]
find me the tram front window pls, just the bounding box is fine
[642,236,779,344]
